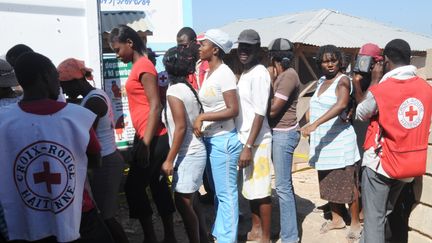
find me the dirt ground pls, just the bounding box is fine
[115,138,359,243]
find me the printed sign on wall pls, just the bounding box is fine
[103,54,135,149]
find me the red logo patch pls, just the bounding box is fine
[14,141,76,214]
[397,98,424,129]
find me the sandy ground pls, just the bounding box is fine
[115,138,359,243]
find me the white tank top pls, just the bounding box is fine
[81,89,117,156]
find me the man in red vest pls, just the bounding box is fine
[176,27,209,91]
[355,39,432,243]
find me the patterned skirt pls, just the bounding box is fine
[317,164,359,204]
[242,142,272,200]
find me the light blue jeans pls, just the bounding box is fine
[203,130,242,243]
[272,130,300,243]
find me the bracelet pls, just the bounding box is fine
[244,143,253,149]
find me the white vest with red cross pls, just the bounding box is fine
[0,103,95,242]
[365,76,432,179]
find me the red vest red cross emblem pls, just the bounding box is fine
[405,106,418,121]
[33,161,61,193]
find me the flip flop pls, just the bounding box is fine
[346,227,363,241]
[320,220,346,234]
[246,230,262,241]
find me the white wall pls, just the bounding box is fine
[0,0,102,87]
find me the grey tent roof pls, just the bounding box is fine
[218,9,432,51]
[101,11,153,35]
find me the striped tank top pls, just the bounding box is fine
[308,74,360,170]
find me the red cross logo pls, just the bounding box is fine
[405,106,418,121]
[159,74,167,82]
[33,162,61,193]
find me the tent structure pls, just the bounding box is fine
[219,9,432,51]
[216,9,432,84]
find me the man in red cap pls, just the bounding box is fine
[352,43,383,101]
[348,43,384,241]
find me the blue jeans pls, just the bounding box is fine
[272,130,300,243]
[203,130,242,243]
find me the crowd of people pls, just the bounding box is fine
[0,23,431,243]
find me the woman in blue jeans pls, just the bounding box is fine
[193,29,242,243]
[267,38,301,243]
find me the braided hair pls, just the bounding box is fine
[268,50,294,71]
[162,46,203,128]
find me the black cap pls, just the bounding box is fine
[237,29,260,44]
[268,38,294,51]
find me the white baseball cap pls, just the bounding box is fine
[197,29,233,54]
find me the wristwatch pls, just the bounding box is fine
[245,144,253,149]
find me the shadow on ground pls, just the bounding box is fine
[115,186,316,243]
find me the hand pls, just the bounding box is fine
[352,73,364,85]
[132,138,150,168]
[142,136,151,147]
[370,61,384,86]
[339,100,355,122]
[301,123,317,137]
[340,106,355,122]
[193,115,203,137]
[142,138,151,162]
[238,147,252,169]
[161,159,174,176]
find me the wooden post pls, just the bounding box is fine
[299,51,318,80]
[294,44,300,73]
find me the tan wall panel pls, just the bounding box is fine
[409,204,432,238]
[408,231,432,243]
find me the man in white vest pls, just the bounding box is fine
[0,52,101,242]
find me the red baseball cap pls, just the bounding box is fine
[359,43,383,61]
[57,58,93,81]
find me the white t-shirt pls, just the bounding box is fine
[236,64,272,144]
[198,63,237,137]
[163,83,205,156]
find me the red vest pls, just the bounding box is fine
[363,117,380,151]
[364,76,432,178]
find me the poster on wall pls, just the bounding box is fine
[103,54,135,149]
[102,54,170,149]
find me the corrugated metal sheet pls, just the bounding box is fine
[218,9,432,51]
[101,11,153,35]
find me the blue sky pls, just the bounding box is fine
[192,0,432,37]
